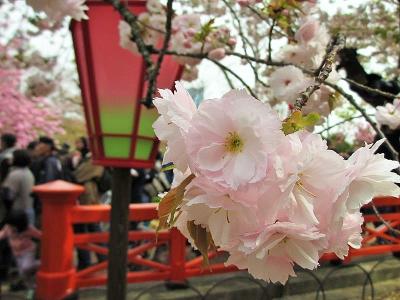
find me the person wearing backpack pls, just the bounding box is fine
[71,137,107,269]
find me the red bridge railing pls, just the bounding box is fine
[33,180,400,300]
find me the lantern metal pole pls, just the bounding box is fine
[107,167,132,300]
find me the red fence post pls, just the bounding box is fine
[169,227,187,283]
[34,180,84,300]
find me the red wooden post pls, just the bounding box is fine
[34,180,84,300]
[169,227,187,283]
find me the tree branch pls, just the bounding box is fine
[144,0,174,107]
[293,36,345,110]
[342,78,398,100]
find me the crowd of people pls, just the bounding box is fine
[0,133,171,292]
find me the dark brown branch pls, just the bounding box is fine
[372,204,400,235]
[342,78,398,100]
[267,19,275,63]
[293,36,345,110]
[144,0,174,107]
[221,68,235,89]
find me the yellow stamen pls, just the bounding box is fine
[295,180,316,197]
[225,132,244,153]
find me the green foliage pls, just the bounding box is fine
[282,111,321,134]
[194,19,216,43]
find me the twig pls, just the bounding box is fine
[371,204,400,235]
[144,0,174,107]
[326,81,399,162]
[342,78,398,100]
[267,19,275,63]
[222,0,266,87]
[221,68,235,89]
[208,58,257,99]
[317,114,374,134]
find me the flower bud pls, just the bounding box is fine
[208,48,226,60]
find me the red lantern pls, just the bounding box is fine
[71,0,182,168]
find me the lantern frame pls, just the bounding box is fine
[71,0,183,169]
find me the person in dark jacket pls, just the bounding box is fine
[0,133,17,184]
[30,137,62,185]
[30,137,62,221]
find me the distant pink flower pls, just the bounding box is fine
[153,81,197,171]
[208,48,226,60]
[119,20,139,54]
[269,66,311,102]
[302,85,331,117]
[186,89,283,189]
[280,44,313,68]
[355,125,376,144]
[295,18,319,44]
[375,98,400,130]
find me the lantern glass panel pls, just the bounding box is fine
[104,137,131,158]
[134,139,153,160]
[138,105,158,137]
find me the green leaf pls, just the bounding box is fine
[301,112,320,127]
[282,111,320,135]
[194,19,216,43]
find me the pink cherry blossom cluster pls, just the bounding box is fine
[270,17,339,118]
[119,0,166,55]
[153,82,400,284]
[0,68,64,146]
[170,15,235,64]
[26,0,88,22]
[24,72,57,98]
[118,2,236,81]
[375,96,400,130]
[355,124,376,145]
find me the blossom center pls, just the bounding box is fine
[284,79,291,86]
[225,132,244,153]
